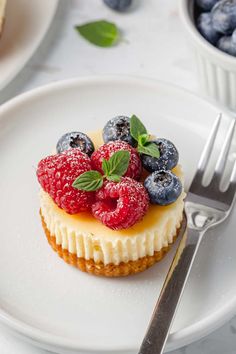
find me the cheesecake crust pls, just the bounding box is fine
[40,211,186,277]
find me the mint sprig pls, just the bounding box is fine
[130,115,160,158]
[72,171,103,192]
[75,20,119,48]
[106,150,130,176]
[72,150,130,192]
[137,142,160,158]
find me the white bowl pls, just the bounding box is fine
[179,0,236,111]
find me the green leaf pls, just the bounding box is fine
[102,158,110,176]
[138,142,160,158]
[108,150,130,176]
[130,115,147,142]
[75,20,119,48]
[72,171,103,191]
[107,174,121,182]
[138,133,149,147]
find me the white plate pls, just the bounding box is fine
[0,76,235,354]
[0,0,58,90]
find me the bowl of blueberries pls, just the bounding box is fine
[180,0,236,111]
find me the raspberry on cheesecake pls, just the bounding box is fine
[92,177,149,230]
[37,149,94,214]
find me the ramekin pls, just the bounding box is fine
[179,0,236,111]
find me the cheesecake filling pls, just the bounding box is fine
[40,166,184,265]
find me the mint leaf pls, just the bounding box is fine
[138,133,149,146]
[75,20,119,48]
[73,150,130,192]
[138,142,160,158]
[108,150,130,176]
[102,158,110,176]
[107,174,121,182]
[130,115,147,141]
[73,171,103,191]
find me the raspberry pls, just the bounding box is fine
[92,177,149,230]
[91,141,142,180]
[37,149,94,214]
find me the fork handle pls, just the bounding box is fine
[138,227,204,354]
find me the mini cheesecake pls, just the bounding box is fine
[0,0,6,36]
[39,131,186,277]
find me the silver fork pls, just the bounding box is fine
[138,113,236,354]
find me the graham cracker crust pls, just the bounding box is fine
[40,211,185,277]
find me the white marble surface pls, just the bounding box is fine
[0,0,235,353]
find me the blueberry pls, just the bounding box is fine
[217,32,236,54]
[197,13,221,45]
[56,132,95,156]
[141,138,179,173]
[103,116,137,147]
[103,0,132,11]
[144,170,182,206]
[212,0,236,35]
[196,0,219,11]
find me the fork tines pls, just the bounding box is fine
[189,113,236,209]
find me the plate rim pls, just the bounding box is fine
[0,0,59,91]
[0,75,235,353]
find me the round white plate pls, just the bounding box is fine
[0,0,58,90]
[0,76,235,354]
